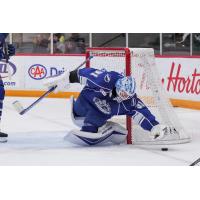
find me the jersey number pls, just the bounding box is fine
[90,70,103,78]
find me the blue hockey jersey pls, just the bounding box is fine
[0,33,8,61]
[73,68,159,132]
[0,33,8,43]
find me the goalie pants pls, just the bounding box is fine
[73,95,111,133]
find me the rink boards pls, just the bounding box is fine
[1,54,200,110]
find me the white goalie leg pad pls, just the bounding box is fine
[108,122,127,144]
[69,96,85,128]
[43,70,70,93]
[64,128,113,146]
[65,121,127,146]
[150,124,180,141]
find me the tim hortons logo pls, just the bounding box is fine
[166,62,200,94]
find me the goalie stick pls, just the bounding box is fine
[12,55,93,115]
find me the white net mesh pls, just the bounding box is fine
[86,48,191,145]
[130,48,190,144]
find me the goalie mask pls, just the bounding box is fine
[115,76,136,101]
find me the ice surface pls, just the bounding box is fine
[0,96,199,166]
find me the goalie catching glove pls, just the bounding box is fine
[43,70,71,93]
[150,124,179,141]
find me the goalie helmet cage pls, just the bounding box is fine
[86,47,190,145]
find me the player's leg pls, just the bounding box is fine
[67,95,127,145]
[73,94,88,118]
[0,79,7,143]
[71,94,106,131]
[69,96,85,128]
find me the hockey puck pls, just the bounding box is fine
[161,148,168,151]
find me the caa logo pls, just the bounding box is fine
[28,64,47,80]
[0,60,17,78]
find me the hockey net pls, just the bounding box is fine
[86,47,190,145]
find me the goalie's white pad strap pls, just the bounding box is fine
[65,121,127,146]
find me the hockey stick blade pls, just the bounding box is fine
[13,86,57,115]
[12,100,25,115]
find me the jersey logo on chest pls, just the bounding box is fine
[104,74,111,82]
[93,97,111,115]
